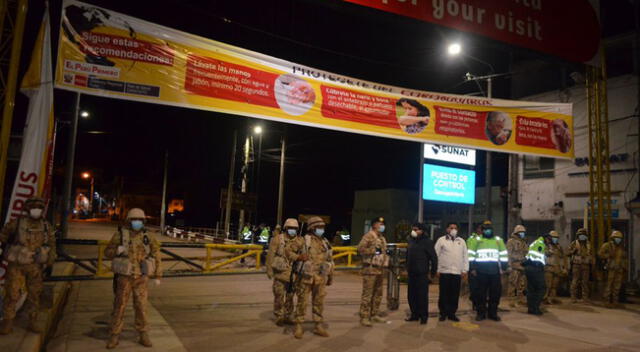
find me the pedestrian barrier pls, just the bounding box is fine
[50,239,407,281]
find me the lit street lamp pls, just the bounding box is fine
[447,43,461,56]
[81,171,94,217]
[80,111,90,118]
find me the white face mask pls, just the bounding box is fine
[287,229,297,236]
[449,229,458,237]
[29,208,43,219]
[410,231,418,238]
[315,228,325,237]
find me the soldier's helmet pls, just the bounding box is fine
[549,230,560,238]
[576,228,588,237]
[24,197,46,210]
[610,230,623,239]
[126,208,146,221]
[513,224,526,234]
[283,218,299,229]
[307,216,325,230]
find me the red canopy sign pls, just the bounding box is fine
[344,0,600,63]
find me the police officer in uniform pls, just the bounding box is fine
[266,218,299,325]
[0,197,55,334]
[524,236,546,315]
[357,216,389,327]
[105,208,162,349]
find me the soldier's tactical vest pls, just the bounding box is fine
[4,218,50,265]
[271,234,290,273]
[300,235,333,279]
[111,229,156,276]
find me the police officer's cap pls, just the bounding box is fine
[25,197,45,209]
[372,216,385,225]
[481,220,493,229]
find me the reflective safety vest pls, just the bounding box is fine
[468,235,508,269]
[526,236,546,265]
[466,234,480,258]
[258,227,270,244]
[241,227,253,242]
[339,232,351,241]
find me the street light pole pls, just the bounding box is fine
[276,136,286,227]
[224,131,237,238]
[485,78,492,221]
[61,93,81,238]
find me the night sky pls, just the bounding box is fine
[5,0,637,228]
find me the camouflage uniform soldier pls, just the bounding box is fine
[598,230,628,307]
[568,228,593,303]
[105,208,161,349]
[357,216,389,327]
[285,216,333,339]
[543,231,567,304]
[0,197,55,334]
[266,218,299,326]
[506,225,528,307]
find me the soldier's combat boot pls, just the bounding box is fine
[106,335,119,349]
[313,323,329,337]
[139,332,152,347]
[360,318,373,327]
[0,319,13,335]
[371,316,387,324]
[294,324,304,339]
[284,316,295,325]
[275,316,285,326]
[27,319,43,334]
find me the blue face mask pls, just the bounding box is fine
[614,238,622,245]
[378,225,386,233]
[483,229,493,237]
[552,238,559,244]
[287,229,297,236]
[518,232,526,239]
[578,235,587,241]
[315,228,325,237]
[131,220,144,231]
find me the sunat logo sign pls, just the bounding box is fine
[423,163,475,204]
[424,143,476,166]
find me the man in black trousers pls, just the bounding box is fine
[435,222,469,322]
[405,223,438,324]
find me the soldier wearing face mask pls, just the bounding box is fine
[0,197,55,335]
[543,231,567,304]
[357,217,389,327]
[598,230,628,308]
[104,208,161,349]
[285,216,333,339]
[266,218,300,326]
[506,225,528,307]
[568,228,593,303]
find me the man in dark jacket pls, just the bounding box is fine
[405,222,438,324]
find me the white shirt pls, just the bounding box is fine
[435,234,469,274]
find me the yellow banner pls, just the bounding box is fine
[55,0,573,158]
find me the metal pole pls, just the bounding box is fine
[160,150,168,233]
[224,131,237,237]
[507,154,519,233]
[276,136,286,227]
[485,78,493,221]
[238,136,249,232]
[254,133,262,224]
[418,143,424,223]
[61,93,81,238]
[89,177,94,217]
[0,0,28,217]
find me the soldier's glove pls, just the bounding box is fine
[116,246,126,255]
[375,247,382,255]
[326,276,333,286]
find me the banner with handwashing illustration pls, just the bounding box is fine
[54,0,574,158]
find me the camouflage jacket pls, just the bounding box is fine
[357,230,388,275]
[506,234,528,270]
[285,234,334,284]
[598,241,627,272]
[105,228,162,278]
[0,217,56,266]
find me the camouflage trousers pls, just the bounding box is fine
[360,274,384,319]
[544,270,561,301]
[570,264,590,300]
[507,269,526,299]
[294,277,327,323]
[109,275,149,335]
[273,279,294,320]
[603,270,624,303]
[3,263,42,321]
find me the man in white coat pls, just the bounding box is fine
[435,222,469,322]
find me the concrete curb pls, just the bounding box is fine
[0,262,75,352]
